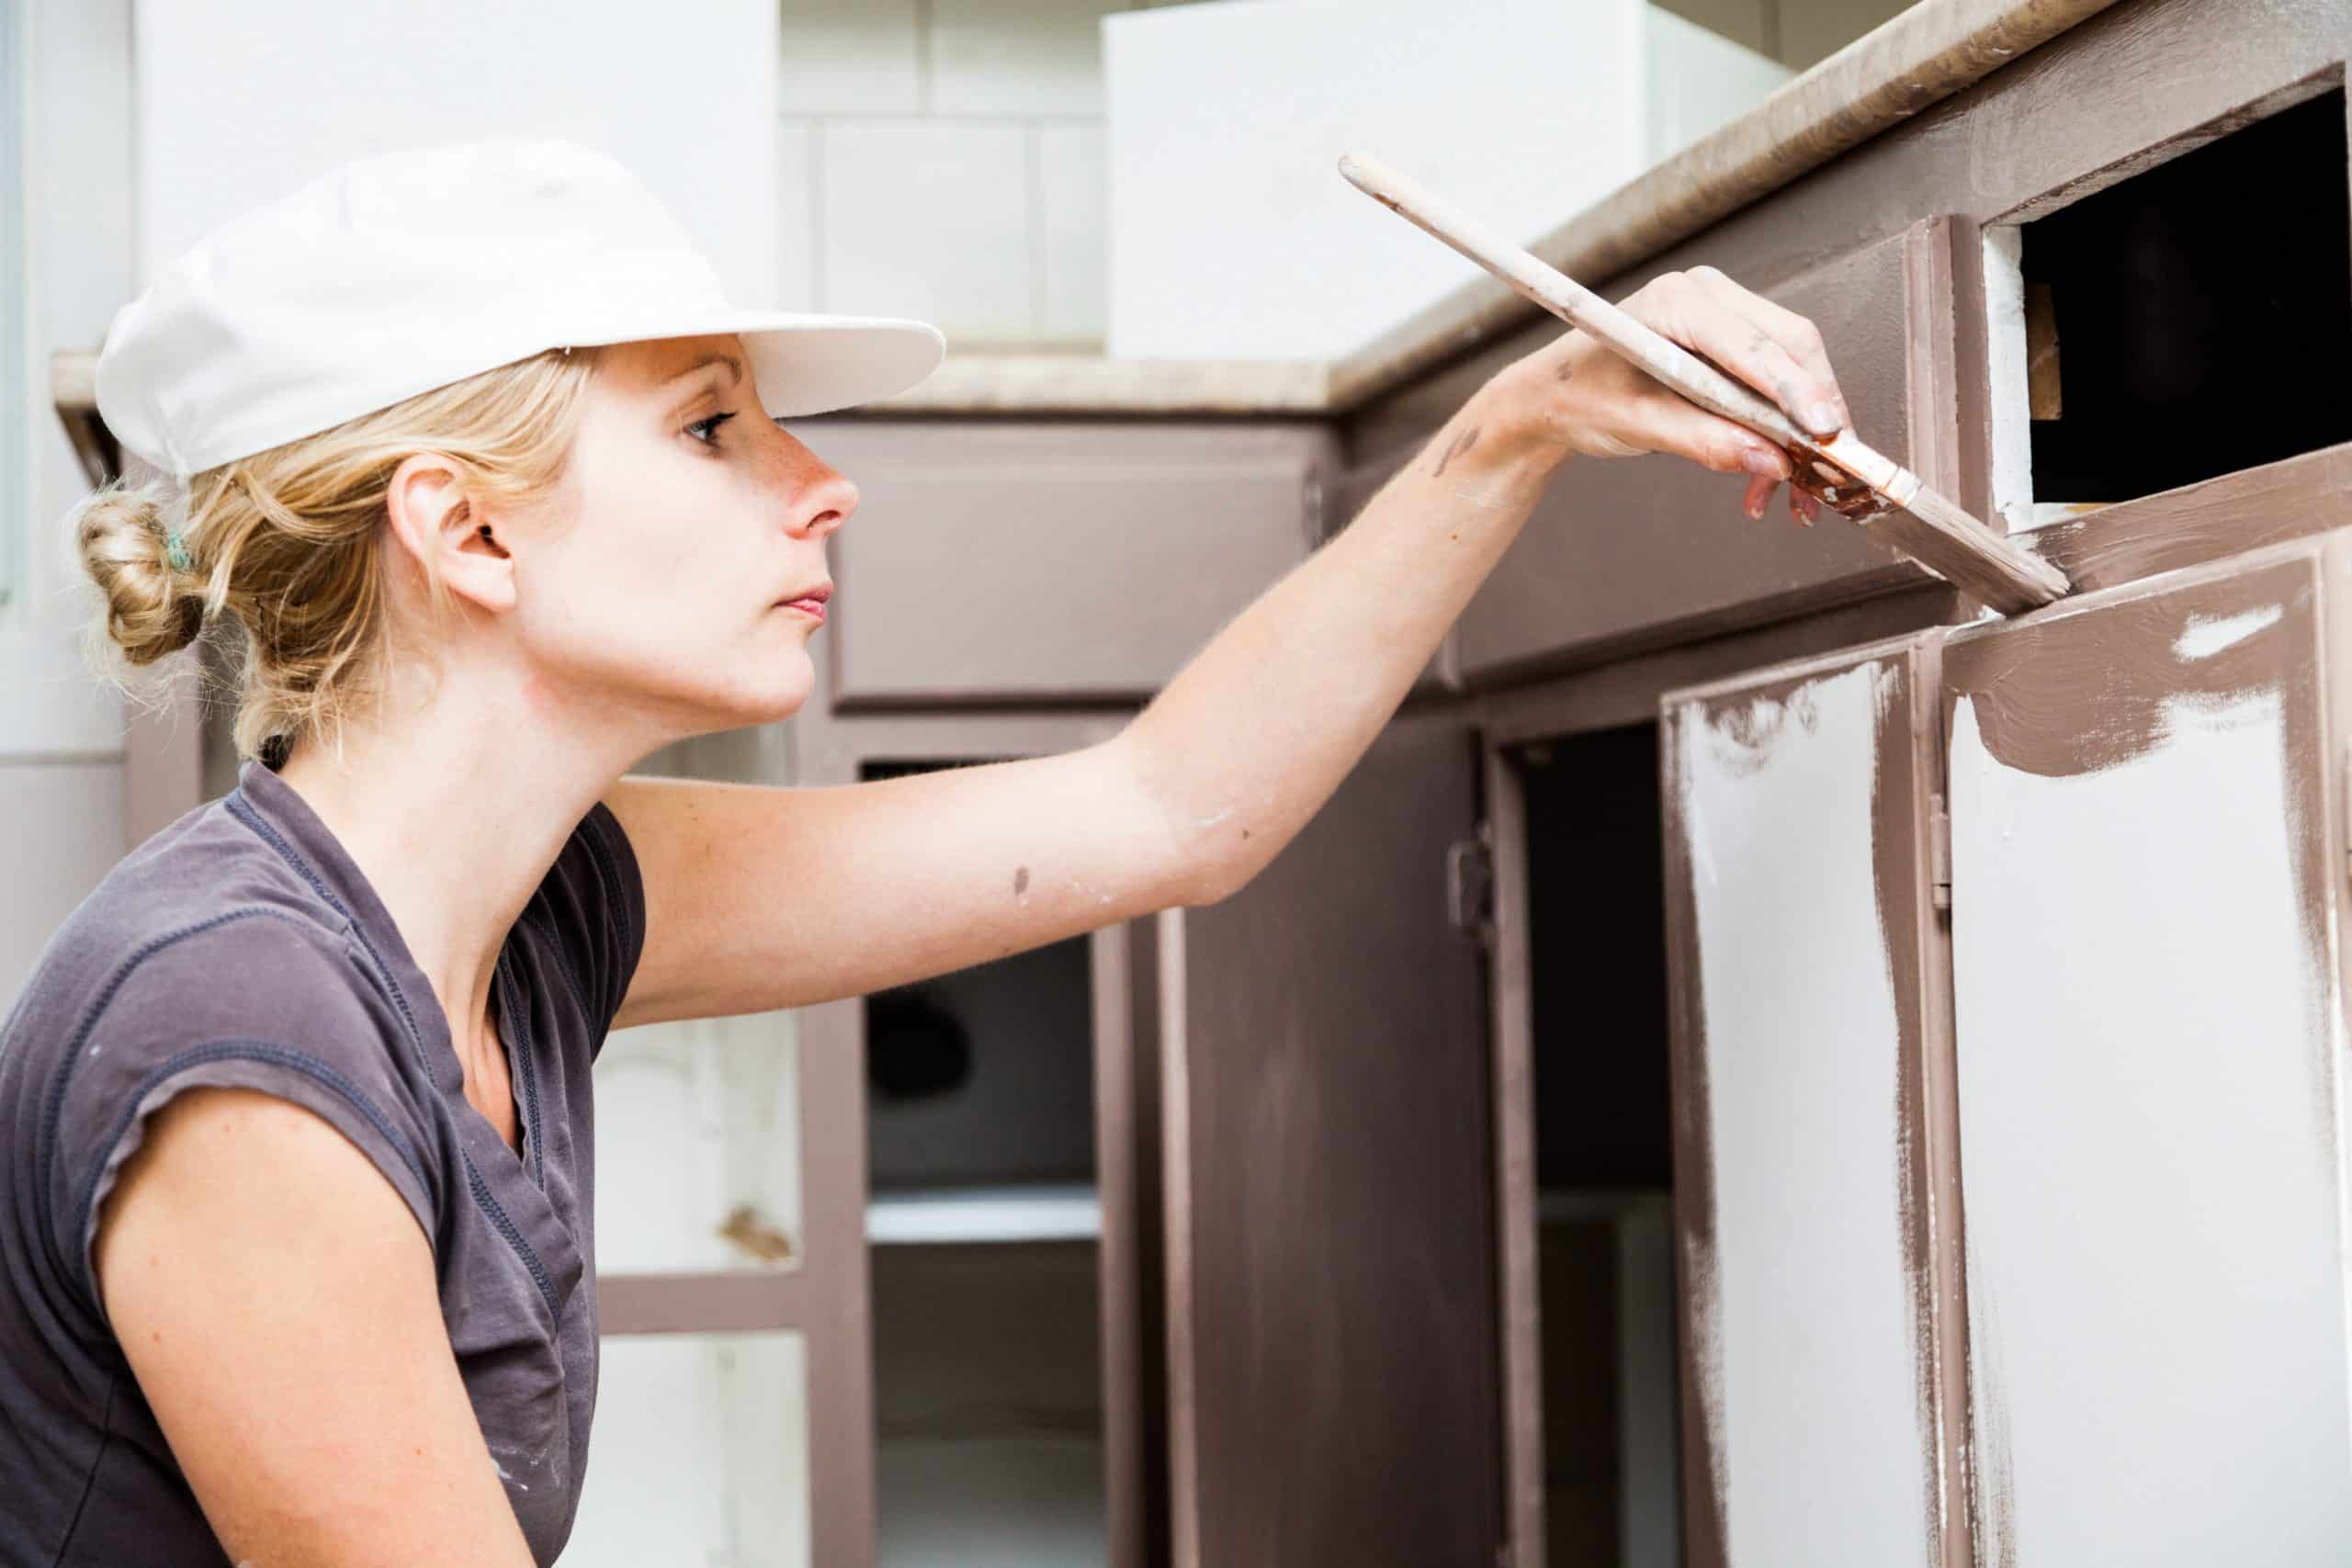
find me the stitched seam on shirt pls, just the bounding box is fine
[37,905,322,1280]
[227,793,426,1054]
[71,1040,435,1305]
[228,791,564,1322]
[464,1157,560,1319]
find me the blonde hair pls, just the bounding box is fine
[72,344,610,769]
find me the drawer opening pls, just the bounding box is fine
[1514,722,1682,1568]
[859,757,1106,1568]
[1985,84,2350,530]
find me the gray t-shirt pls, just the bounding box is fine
[0,755,645,1566]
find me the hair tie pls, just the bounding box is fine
[164,525,192,573]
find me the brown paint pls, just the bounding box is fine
[1014,865,1031,897]
[1942,559,2317,778]
[1657,711,1731,1568]
[2028,440,2352,596]
[1159,716,1500,1568]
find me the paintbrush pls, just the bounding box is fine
[1338,152,2070,615]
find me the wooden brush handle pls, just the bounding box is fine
[1339,150,1911,517]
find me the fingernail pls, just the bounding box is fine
[1809,402,1844,434]
[1740,446,1782,478]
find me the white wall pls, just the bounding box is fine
[1102,0,1790,362]
[133,0,784,302]
[2,0,139,1010]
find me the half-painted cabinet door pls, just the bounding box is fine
[1152,714,1500,1568]
[1941,539,2352,1564]
[1658,635,1968,1568]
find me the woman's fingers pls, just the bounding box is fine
[1611,381,1787,481]
[1625,267,1850,438]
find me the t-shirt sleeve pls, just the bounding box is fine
[43,917,442,1327]
[526,799,648,1041]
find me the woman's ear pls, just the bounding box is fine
[383,452,517,615]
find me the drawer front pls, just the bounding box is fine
[795,421,1333,707]
[1454,218,1958,687]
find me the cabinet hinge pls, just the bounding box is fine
[1446,821,1497,947]
[1930,794,1952,913]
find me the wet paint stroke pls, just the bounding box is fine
[1669,660,1937,1566]
[1942,556,2351,1562]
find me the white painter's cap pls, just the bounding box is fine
[95,135,945,480]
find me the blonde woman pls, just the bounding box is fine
[0,138,1848,1566]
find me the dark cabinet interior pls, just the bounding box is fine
[1513,724,1682,1568]
[2019,85,2349,502]
[861,759,1108,1568]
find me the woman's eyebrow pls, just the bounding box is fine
[661,352,745,389]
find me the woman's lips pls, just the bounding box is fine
[779,596,827,624]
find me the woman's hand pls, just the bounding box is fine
[1485,265,1854,526]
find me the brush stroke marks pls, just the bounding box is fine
[1943,550,2351,1564]
[1664,649,1944,1567]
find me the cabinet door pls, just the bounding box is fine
[1457,219,1961,686]
[1155,716,1497,1568]
[1941,543,2352,1563]
[1659,635,1966,1568]
[792,421,1333,708]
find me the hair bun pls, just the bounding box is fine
[74,479,206,667]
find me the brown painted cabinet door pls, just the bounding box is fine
[786,420,1335,708]
[1456,219,1962,687]
[1658,634,1968,1568]
[1154,715,1498,1568]
[1940,540,2352,1563]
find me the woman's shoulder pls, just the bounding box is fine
[7,793,401,1065]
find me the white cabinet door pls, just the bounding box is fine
[1942,542,2352,1565]
[1660,633,1966,1568]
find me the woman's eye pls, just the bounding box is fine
[686,412,738,446]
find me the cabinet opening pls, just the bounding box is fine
[1514,723,1681,1568]
[1988,84,2351,527]
[860,758,1104,1568]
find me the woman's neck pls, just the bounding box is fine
[270,662,654,1083]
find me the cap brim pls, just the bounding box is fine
[576,310,946,417]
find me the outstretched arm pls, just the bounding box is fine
[606,268,1849,1029]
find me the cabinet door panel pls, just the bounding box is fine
[1459,220,1957,686]
[1158,716,1496,1568]
[797,421,1330,707]
[1942,547,2352,1563]
[1660,635,1963,1568]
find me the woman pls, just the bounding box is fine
[0,137,1846,1566]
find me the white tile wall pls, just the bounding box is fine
[778,0,1144,348]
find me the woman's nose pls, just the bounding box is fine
[792,468,859,540]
